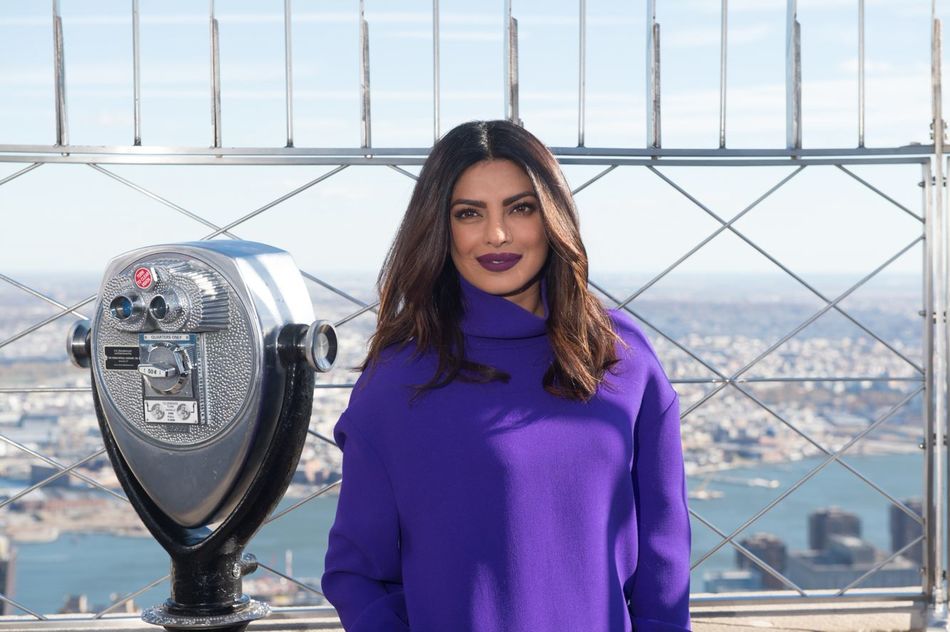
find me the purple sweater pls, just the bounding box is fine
[321,272,692,631]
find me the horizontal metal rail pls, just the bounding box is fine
[0,155,932,167]
[0,144,933,158]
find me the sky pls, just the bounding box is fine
[0,0,943,292]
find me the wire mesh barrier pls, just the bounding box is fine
[0,0,945,624]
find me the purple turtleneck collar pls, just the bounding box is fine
[458,272,549,339]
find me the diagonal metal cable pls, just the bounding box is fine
[202,165,349,239]
[0,434,127,503]
[835,534,925,595]
[835,164,923,222]
[591,238,926,546]
[0,448,109,511]
[0,162,42,187]
[605,241,919,532]
[387,164,419,181]
[264,480,340,525]
[592,234,923,424]
[93,573,169,618]
[655,312,926,560]
[571,165,618,195]
[584,170,817,405]
[646,165,923,373]
[256,561,325,598]
[691,386,921,568]
[617,167,806,305]
[334,301,380,328]
[89,164,376,313]
[307,428,338,448]
[680,235,922,417]
[0,272,89,319]
[689,510,807,596]
[0,591,47,620]
[0,294,96,351]
[730,379,924,525]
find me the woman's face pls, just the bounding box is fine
[449,158,549,315]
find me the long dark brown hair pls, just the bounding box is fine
[358,119,625,403]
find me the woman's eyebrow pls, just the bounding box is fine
[503,190,536,205]
[449,190,537,208]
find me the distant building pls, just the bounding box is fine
[808,507,861,551]
[737,532,787,590]
[58,594,89,614]
[789,508,918,590]
[5,414,58,448]
[30,464,71,488]
[826,534,876,565]
[890,498,924,566]
[708,505,922,594]
[786,538,918,589]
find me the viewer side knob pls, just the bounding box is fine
[67,319,91,369]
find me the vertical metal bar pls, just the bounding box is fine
[433,0,440,141]
[924,159,937,607]
[509,16,520,126]
[359,0,371,149]
[931,11,948,615]
[52,0,68,147]
[943,149,950,620]
[284,0,294,147]
[719,0,727,149]
[857,0,865,148]
[132,0,141,146]
[578,0,586,146]
[504,0,511,121]
[646,0,660,149]
[786,0,801,150]
[210,0,222,148]
[653,23,661,149]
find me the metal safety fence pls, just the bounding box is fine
[0,0,945,625]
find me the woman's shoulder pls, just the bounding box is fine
[604,306,658,356]
[603,306,677,406]
[344,341,435,408]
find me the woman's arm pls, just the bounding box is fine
[321,409,410,631]
[628,390,693,632]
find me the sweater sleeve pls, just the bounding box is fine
[321,407,410,631]
[628,389,692,632]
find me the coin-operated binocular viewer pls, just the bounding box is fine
[67,241,337,632]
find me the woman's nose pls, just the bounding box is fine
[485,212,510,246]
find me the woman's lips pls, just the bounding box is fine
[476,253,522,272]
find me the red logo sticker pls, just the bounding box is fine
[134,267,153,289]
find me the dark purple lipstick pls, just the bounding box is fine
[476,252,522,272]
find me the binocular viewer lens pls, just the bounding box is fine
[109,293,179,323]
[148,294,181,322]
[109,294,140,320]
[149,295,168,320]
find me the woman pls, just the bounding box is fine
[321,120,691,632]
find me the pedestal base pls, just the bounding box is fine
[141,598,270,632]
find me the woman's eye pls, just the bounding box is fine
[511,203,535,214]
[454,208,478,219]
